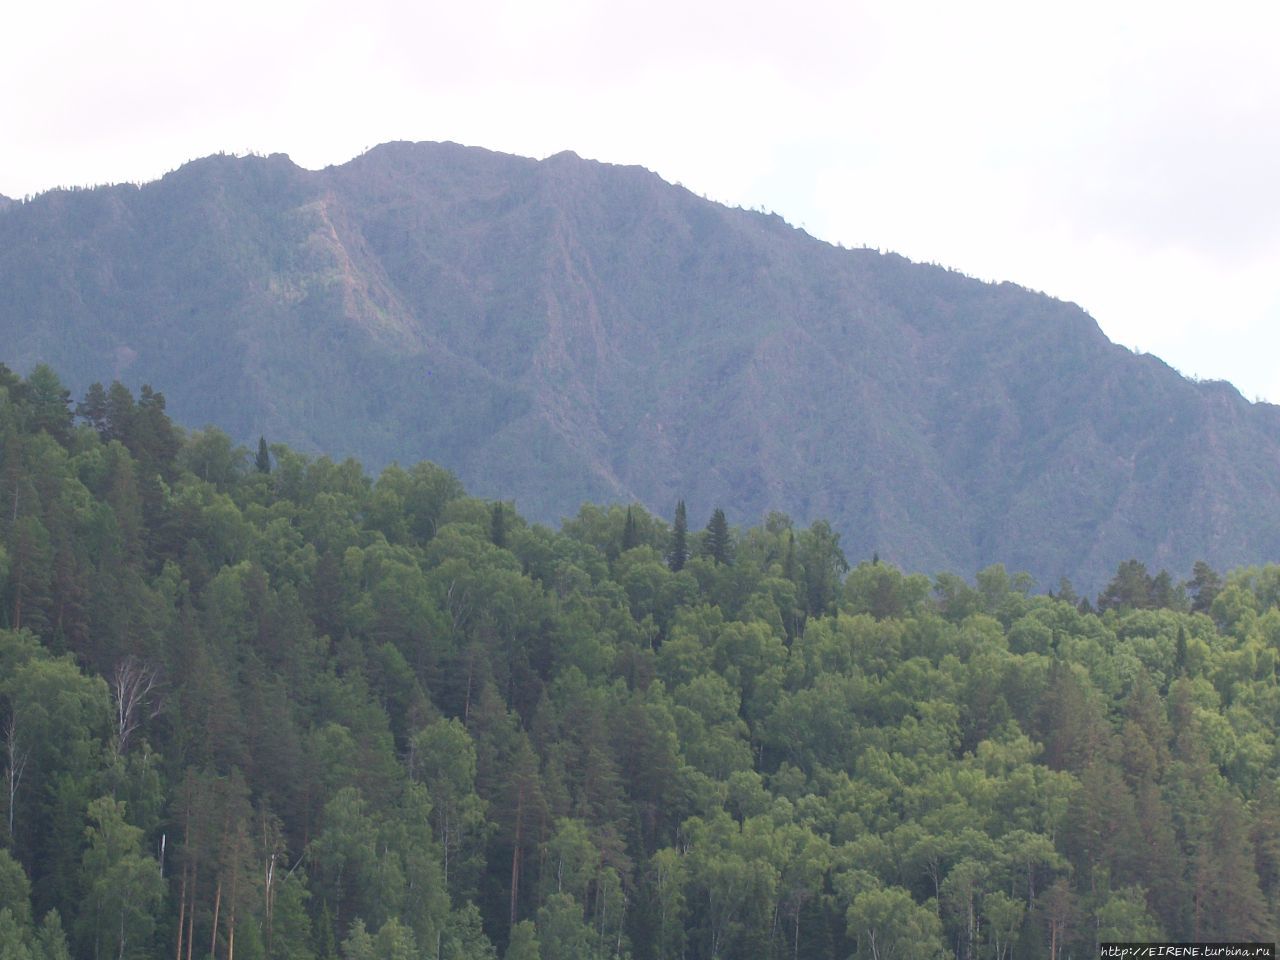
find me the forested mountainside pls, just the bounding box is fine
[3,364,1280,960]
[3,142,1280,591]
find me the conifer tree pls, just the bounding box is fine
[491,502,507,549]
[75,383,109,436]
[621,506,638,552]
[703,508,732,566]
[668,501,689,572]
[255,436,272,474]
[783,530,797,582]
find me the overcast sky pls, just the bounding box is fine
[4,0,1278,401]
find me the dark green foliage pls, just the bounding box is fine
[22,366,71,446]
[1187,560,1222,614]
[1098,559,1154,611]
[490,502,506,549]
[75,382,109,436]
[668,501,689,573]
[798,520,848,619]
[1,365,1279,958]
[256,436,272,474]
[621,507,638,553]
[702,508,733,566]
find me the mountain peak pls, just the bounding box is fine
[2,141,1279,591]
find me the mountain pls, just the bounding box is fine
[2,141,1279,591]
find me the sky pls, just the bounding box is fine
[4,0,1279,402]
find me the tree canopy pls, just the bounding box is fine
[0,364,1277,958]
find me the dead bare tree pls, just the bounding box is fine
[4,712,28,839]
[111,656,162,755]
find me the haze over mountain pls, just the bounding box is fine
[2,141,1278,591]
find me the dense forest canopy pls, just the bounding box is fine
[1,363,1278,959]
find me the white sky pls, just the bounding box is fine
[4,0,1279,401]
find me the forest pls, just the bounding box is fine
[0,362,1277,959]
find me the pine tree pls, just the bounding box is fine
[1188,560,1222,614]
[255,436,272,474]
[75,383,109,436]
[668,501,689,572]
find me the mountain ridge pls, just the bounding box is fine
[2,140,1278,591]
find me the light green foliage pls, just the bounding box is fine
[35,911,71,960]
[342,917,418,960]
[439,903,497,960]
[0,850,31,928]
[76,797,164,960]
[0,908,34,960]
[1094,885,1161,941]
[180,427,247,489]
[535,893,599,960]
[503,919,539,960]
[410,718,488,903]
[4,364,1280,959]
[268,873,315,960]
[845,883,946,960]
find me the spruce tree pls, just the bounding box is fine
[703,507,732,565]
[668,500,689,572]
[621,506,639,552]
[783,529,797,582]
[255,436,272,474]
[490,502,507,549]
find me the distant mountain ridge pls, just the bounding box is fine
[2,140,1279,591]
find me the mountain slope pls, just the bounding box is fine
[2,141,1278,590]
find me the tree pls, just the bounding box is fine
[103,382,135,444]
[0,907,34,960]
[621,507,639,553]
[75,383,110,436]
[438,903,496,960]
[490,502,507,549]
[798,520,848,619]
[982,892,1023,960]
[0,849,31,928]
[109,656,161,756]
[1187,560,1222,614]
[7,516,52,634]
[255,437,272,474]
[702,508,733,566]
[667,501,689,572]
[845,882,945,960]
[1038,878,1078,960]
[76,797,164,960]
[503,920,539,960]
[1097,560,1153,612]
[22,367,72,446]
[409,719,487,899]
[35,911,71,960]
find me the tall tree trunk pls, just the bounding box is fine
[227,859,238,960]
[175,860,188,960]
[186,860,199,960]
[209,879,222,959]
[510,781,524,927]
[4,715,26,840]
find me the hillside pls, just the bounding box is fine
[2,142,1279,590]
[1,368,1278,957]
